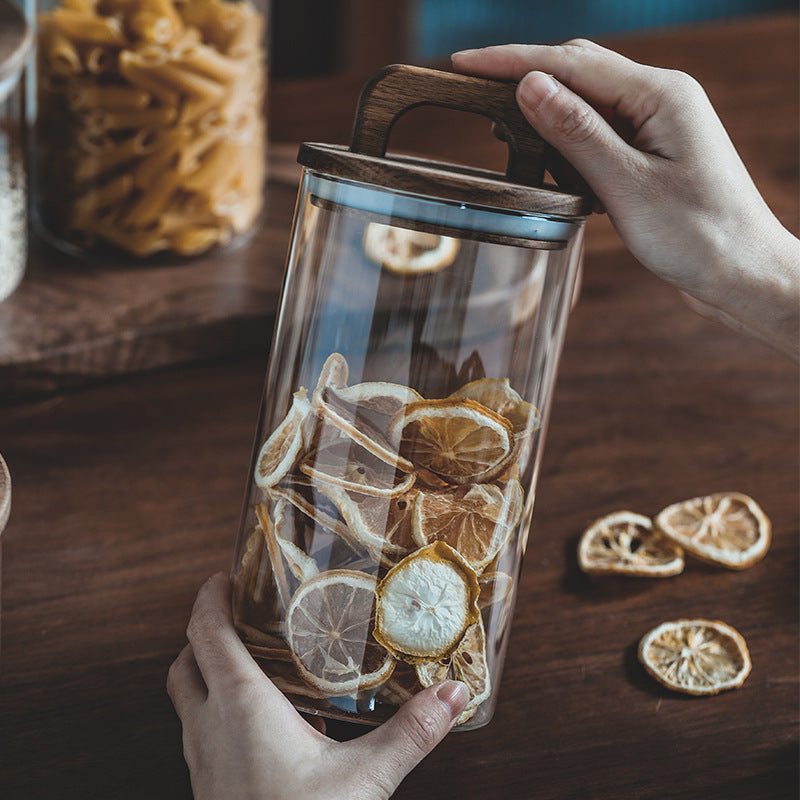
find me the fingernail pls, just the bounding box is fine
[518,71,559,113]
[451,48,479,58]
[436,681,469,719]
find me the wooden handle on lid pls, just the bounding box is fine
[350,64,548,187]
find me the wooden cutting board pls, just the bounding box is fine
[0,144,302,401]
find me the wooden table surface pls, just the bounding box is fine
[1,14,797,800]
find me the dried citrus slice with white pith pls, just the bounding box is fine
[415,616,491,725]
[232,526,282,629]
[477,571,514,610]
[299,441,416,498]
[654,492,770,570]
[285,569,395,696]
[313,352,349,396]
[388,398,514,484]
[254,390,312,490]
[313,482,409,560]
[363,222,459,275]
[412,479,523,572]
[269,483,367,557]
[270,499,321,583]
[638,619,751,695]
[314,384,415,473]
[254,504,294,611]
[374,541,480,662]
[449,378,541,440]
[578,511,684,577]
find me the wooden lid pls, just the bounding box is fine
[0,0,32,92]
[298,65,593,219]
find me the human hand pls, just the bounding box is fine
[167,573,468,800]
[453,41,799,360]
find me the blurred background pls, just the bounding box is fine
[272,0,796,79]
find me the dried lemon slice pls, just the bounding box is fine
[374,541,480,662]
[449,378,541,440]
[415,617,491,725]
[477,571,514,610]
[655,492,770,570]
[254,504,293,611]
[299,441,416,498]
[254,390,313,490]
[638,619,751,695]
[412,479,523,573]
[269,483,368,558]
[314,482,409,561]
[578,511,685,577]
[313,352,349,396]
[363,222,459,275]
[314,384,415,473]
[388,398,514,484]
[271,499,321,583]
[232,526,282,631]
[285,569,395,696]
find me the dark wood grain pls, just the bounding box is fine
[350,64,549,186]
[0,15,797,800]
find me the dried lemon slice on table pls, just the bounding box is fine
[449,378,541,440]
[638,619,751,695]
[412,478,524,572]
[388,398,514,484]
[654,492,770,570]
[285,569,395,696]
[416,617,491,725]
[363,222,459,275]
[578,511,685,577]
[254,390,313,490]
[374,542,480,662]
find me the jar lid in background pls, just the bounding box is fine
[0,0,32,102]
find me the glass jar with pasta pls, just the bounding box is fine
[33,0,268,258]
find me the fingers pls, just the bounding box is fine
[452,40,664,128]
[185,572,266,694]
[345,681,468,795]
[167,644,208,722]
[514,71,647,201]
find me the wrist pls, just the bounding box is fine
[693,206,799,360]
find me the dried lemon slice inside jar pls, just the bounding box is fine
[449,377,541,440]
[415,617,491,725]
[254,390,312,490]
[374,541,480,662]
[285,569,395,696]
[638,619,751,695]
[654,492,770,570]
[578,510,684,577]
[388,398,514,484]
[363,222,459,275]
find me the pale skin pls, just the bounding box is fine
[452,40,799,361]
[168,40,799,800]
[167,573,469,800]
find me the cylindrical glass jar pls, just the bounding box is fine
[0,0,32,302]
[33,0,268,259]
[230,66,591,730]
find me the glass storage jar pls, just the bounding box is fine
[230,66,592,730]
[33,0,268,259]
[0,0,32,302]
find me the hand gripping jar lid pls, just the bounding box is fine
[297,64,594,250]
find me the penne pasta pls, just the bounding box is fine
[36,0,267,258]
[69,83,152,111]
[49,8,127,47]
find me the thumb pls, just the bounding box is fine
[347,681,469,795]
[515,70,639,199]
